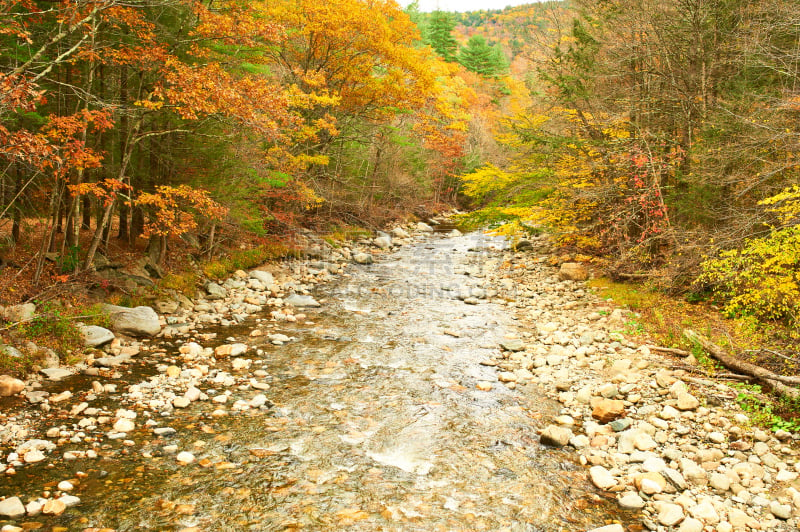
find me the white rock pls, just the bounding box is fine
[689,501,720,524]
[112,418,135,433]
[589,466,617,490]
[0,497,25,519]
[678,517,704,532]
[618,492,645,509]
[770,501,792,520]
[656,502,685,526]
[176,451,195,464]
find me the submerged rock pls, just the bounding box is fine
[0,496,25,519]
[353,252,374,265]
[284,294,321,307]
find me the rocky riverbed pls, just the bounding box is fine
[0,225,798,531]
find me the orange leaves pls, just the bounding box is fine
[135,185,228,238]
[69,179,130,207]
[0,75,113,177]
[192,1,283,46]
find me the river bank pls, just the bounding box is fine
[0,226,798,531]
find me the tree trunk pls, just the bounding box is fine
[683,330,800,399]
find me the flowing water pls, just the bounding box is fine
[1,232,635,531]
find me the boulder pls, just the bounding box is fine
[79,325,115,347]
[391,227,410,239]
[205,282,226,300]
[154,299,179,314]
[374,236,392,249]
[416,222,434,232]
[558,262,589,281]
[0,345,23,358]
[249,270,274,286]
[3,303,36,323]
[284,294,320,307]
[0,375,25,397]
[102,305,162,337]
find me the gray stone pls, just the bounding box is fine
[0,345,23,358]
[500,339,525,352]
[353,252,374,265]
[26,390,49,404]
[205,282,227,300]
[417,222,434,232]
[79,325,115,347]
[688,501,719,524]
[0,496,25,519]
[770,501,792,520]
[391,227,410,239]
[284,294,321,307]
[40,367,73,381]
[661,468,688,490]
[374,236,392,249]
[154,300,179,314]
[676,392,700,411]
[709,472,730,491]
[94,354,133,367]
[249,270,274,286]
[102,305,162,337]
[609,418,632,432]
[678,517,704,532]
[539,425,573,447]
[656,502,685,526]
[587,526,624,532]
[59,495,80,508]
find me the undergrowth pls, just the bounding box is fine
[0,301,111,377]
[588,276,800,431]
[202,242,300,280]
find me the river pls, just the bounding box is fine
[1,230,633,531]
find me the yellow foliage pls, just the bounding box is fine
[699,186,800,324]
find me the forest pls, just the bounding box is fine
[0,0,798,349]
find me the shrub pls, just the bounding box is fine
[698,186,800,325]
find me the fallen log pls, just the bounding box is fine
[683,329,800,399]
[647,345,692,357]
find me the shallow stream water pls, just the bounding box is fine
[1,231,635,531]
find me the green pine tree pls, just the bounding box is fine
[426,10,458,62]
[458,35,507,77]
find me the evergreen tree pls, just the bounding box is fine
[426,10,458,62]
[458,35,506,77]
